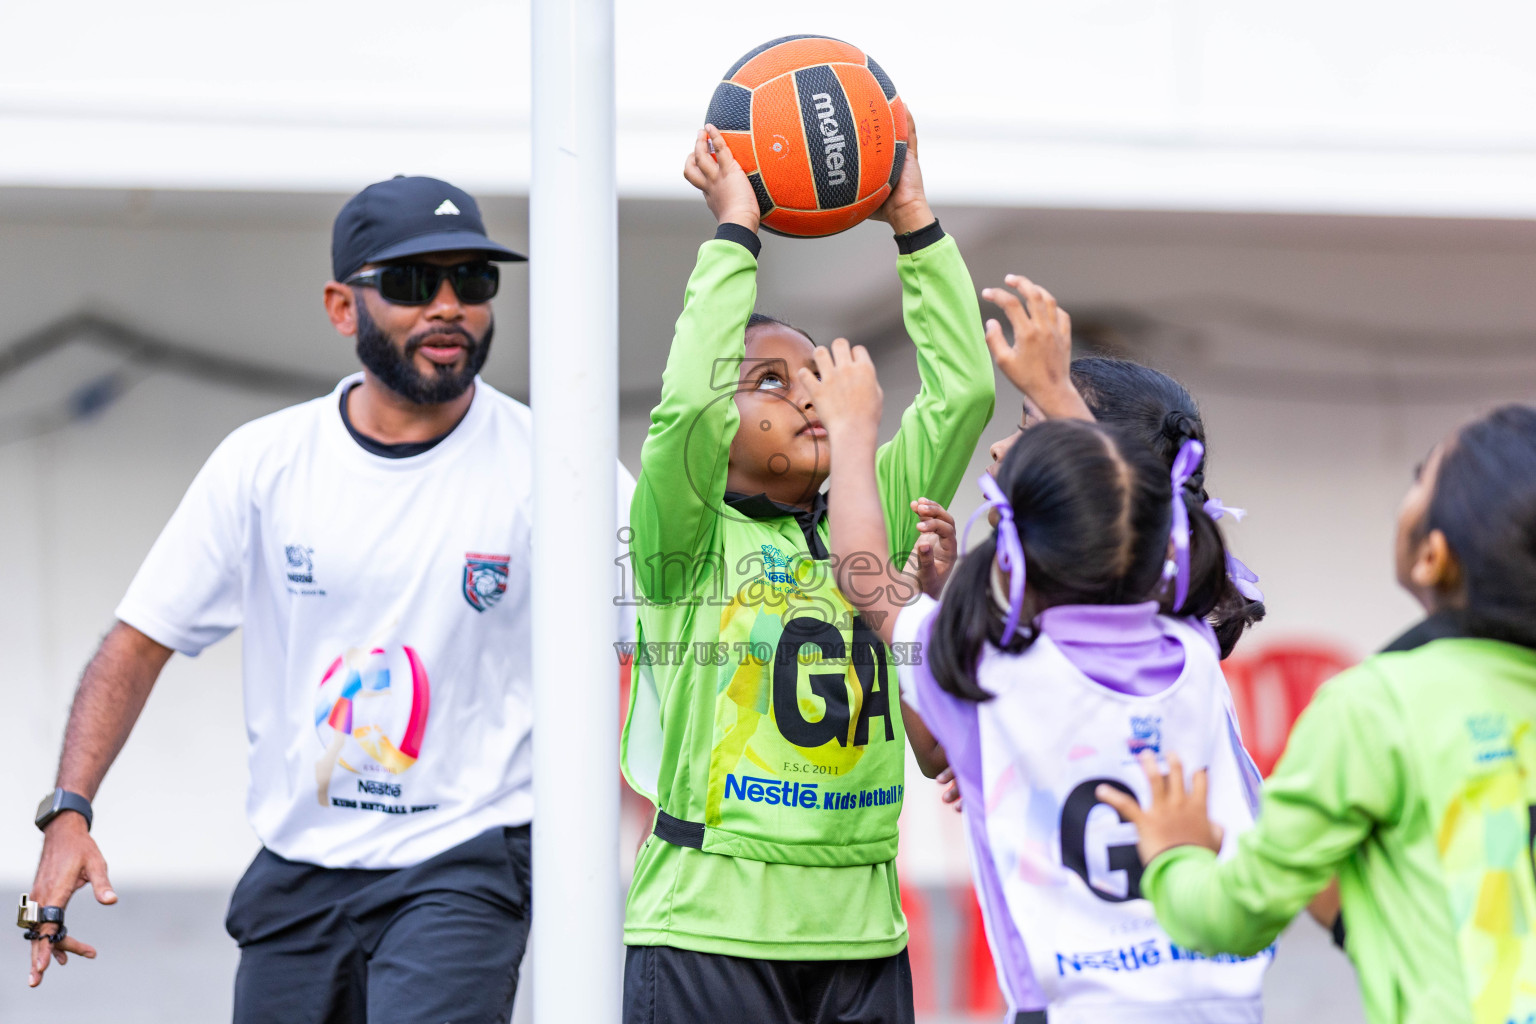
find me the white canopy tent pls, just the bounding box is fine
[5,0,1536,216]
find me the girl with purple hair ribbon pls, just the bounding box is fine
[796,277,1274,1022]
[798,274,1327,1024]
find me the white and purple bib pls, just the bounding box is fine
[894,595,1268,1024]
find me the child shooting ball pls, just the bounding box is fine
[619,121,994,1024]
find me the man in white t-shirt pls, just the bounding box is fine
[23,175,634,1023]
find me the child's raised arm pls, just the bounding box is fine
[982,275,1095,422]
[802,341,970,780]
[795,340,905,648]
[683,125,762,233]
[631,126,762,601]
[867,113,996,567]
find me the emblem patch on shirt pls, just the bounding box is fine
[285,544,314,584]
[462,553,510,612]
[1467,713,1514,764]
[759,543,804,596]
[1127,715,1162,756]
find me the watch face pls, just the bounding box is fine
[35,792,58,826]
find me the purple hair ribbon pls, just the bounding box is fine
[1167,439,1205,611]
[963,473,1026,645]
[1202,498,1246,523]
[1225,555,1264,602]
[1203,497,1264,602]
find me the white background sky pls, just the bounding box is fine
[4,0,1536,213]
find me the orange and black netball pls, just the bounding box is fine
[705,35,908,238]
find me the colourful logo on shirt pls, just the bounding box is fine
[1467,714,1515,764]
[759,544,803,596]
[1128,715,1162,756]
[313,644,432,805]
[463,552,510,612]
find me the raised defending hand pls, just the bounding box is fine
[871,111,932,236]
[27,815,113,987]
[795,338,883,445]
[906,498,957,600]
[982,275,1093,422]
[683,125,761,233]
[1096,752,1224,865]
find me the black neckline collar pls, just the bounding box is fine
[1379,609,1536,654]
[339,382,456,459]
[723,489,830,559]
[1380,611,1468,654]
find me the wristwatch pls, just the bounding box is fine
[34,789,92,832]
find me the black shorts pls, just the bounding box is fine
[622,943,914,1024]
[225,826,531,1024]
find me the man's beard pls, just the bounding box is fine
[354,301,494,405]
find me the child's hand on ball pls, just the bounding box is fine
[795,338,883,446]
[871,110,932,236]
[684,125,760,234]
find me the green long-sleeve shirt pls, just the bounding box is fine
[1142,636,1536,1024]
[621,223,995,959]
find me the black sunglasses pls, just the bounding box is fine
[345,261,500,305]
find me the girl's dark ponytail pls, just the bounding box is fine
[1213,587,1267,659]
[928,532,1027,701]
[1160,411,1206,492]
[1167,486,1229,622]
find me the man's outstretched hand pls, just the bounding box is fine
[27,814,113,987]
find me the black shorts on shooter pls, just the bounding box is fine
[623,944,915,1024]
[226,825,530,1024]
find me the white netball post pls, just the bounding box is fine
[529,0,620,1021]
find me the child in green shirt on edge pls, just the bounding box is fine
[620,122,994,1024]
[1101,405,1536,1024]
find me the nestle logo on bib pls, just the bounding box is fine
[724,773,820,809]
[723,773,904,813]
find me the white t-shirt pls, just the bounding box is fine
[894,595,1267,1024]
[116,374,635,869]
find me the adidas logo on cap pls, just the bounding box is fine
[434,199,461,216]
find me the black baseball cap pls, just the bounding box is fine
[331,175,527,281]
